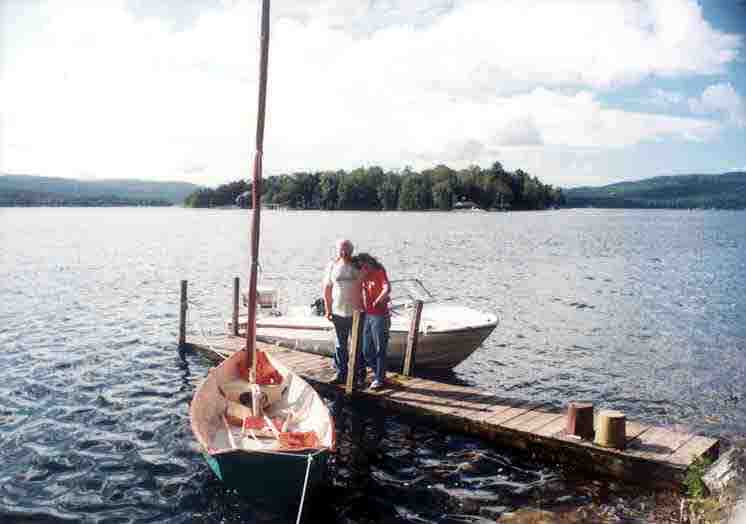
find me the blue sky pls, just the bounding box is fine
[1,0,744,188]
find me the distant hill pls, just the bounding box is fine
[563,172,746,209]
[0,174,202,206]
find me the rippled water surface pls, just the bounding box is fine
[1,207,744,522]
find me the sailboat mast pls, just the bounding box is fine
[245,0,271,381]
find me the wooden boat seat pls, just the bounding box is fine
[220,378,288,410]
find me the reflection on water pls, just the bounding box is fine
[1,207,744,522]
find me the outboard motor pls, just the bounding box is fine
[311,298,325,316]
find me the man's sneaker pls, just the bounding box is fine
[369,380,383,390]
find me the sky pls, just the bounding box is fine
[1,0,745,188]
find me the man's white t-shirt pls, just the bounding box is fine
[323,260,360,317]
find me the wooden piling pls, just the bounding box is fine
[345,311,364,395]
[179,280,188,347]
[232,277,240,336]
[566,402,594,439]
[402,300,424,377]
[595,410,627,449]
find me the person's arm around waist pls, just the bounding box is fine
[372,274,390,309]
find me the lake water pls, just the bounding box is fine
[1,207,744,522]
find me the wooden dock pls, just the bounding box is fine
[187,334,719,489]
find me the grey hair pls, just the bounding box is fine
[336,239,354,254]
[352,252,383,271]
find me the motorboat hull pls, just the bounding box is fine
[250,303,498,371]
[255,323,496,371]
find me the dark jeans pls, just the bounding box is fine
[332,314,366,380]
[362,313,390,383]
[331,314,352,378]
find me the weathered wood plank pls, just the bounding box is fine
[296,362,330,376]
[505,409,563,432]
[479,399,533,424]
[179,280,187,346]
[668,435,719,465]
[292,361,332,377]
[625,427,694,461]
[533,413,569,437]
[402,300,423,376]
[624,421,651,443]
[283,356,310,366]
[418,392,498,419]
[385,383,470,411]
[485,402,544,426]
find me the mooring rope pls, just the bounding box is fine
[295,452,314,524]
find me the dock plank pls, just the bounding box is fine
[625,426,694,461]
[505,408,563,433]
[484,402,544,426]
[534,413,568,437]
[624,421,652,444]
[668,435,719,465]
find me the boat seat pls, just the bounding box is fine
[220,378,287,411]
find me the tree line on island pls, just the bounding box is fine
[183,162,564,211]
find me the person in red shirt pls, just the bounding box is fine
[353,253,391,389]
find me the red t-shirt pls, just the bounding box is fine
[361,268,390,315]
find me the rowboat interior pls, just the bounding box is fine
[191,350,335,455]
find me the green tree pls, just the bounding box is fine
[432,179,454,210]
[318,172,340,210]
[398,173,433,210]
[378,173,401,210]
[292,172,320,208]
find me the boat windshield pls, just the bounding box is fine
[389,278,434,309]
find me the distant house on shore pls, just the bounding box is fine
[236,191,287,210]
[453,200,482,211]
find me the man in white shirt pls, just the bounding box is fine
[322,239,362,384]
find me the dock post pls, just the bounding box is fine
[232,277,240,336]
[345,311,364,395]
[595,410,626,449]
[566,402,594,439]
[179,280,188,347]
[402,300,424,377]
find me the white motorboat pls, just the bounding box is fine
[232,279,498,372]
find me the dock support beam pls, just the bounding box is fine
[232,277,240,336]
[345,311,364,395]
[179,280,188,347]
[402,300,424,377]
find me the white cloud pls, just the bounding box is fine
[0,0,742,185]
[646,88,685,107]
[493,117,543,146]
[689,83,746,128]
